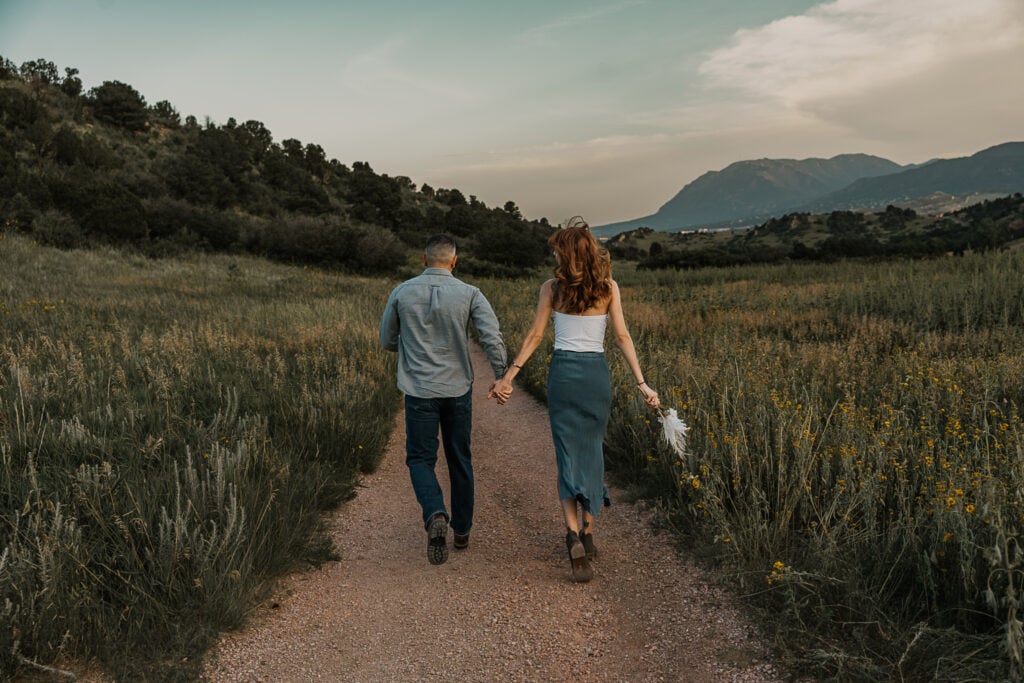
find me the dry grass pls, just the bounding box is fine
[0,235,399,681]
[483,250,1024,680]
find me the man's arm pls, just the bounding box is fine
[379,289,400,352]
[470,289,507,378]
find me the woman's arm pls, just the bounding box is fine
[607,281,660,409]
[488,280,554,403]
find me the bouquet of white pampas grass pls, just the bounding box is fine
[658,407,689,458]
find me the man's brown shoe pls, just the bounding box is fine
[453,533,469,550]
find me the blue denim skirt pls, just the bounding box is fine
[547,350,612,515]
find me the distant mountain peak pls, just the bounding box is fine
[593,144,1024,237]
[593,153,903,236]
[805,141,1024,212]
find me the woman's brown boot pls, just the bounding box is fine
[566,530,594,583]
[579,531,598,561]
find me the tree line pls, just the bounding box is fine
[627,197,1024,270]
[0,56,553,276]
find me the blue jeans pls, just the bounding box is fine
[404,390,474,535]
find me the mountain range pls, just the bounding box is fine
[593,142,1024,237]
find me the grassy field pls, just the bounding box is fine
[0,234,400,681]
[5,228,1023,681]
[483,250,1024,681]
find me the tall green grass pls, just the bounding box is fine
[0,234,399,681]
[483,251,1024,681]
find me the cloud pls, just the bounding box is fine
[626,100,832,139]
[699,0,1024,106]
[799,46,1024,156]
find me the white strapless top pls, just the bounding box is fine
[553,311,608,352]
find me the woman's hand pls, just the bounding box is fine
[639,383,660,409]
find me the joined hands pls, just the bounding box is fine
[487,380,514,405]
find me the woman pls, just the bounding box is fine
[489,217,660,583]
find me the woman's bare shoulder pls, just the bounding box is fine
[537,279,556,307]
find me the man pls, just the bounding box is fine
[379,234,507,565]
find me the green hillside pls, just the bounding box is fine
[0,56,551,277]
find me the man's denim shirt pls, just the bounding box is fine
[380,268,507,399]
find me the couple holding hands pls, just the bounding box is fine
[379,218,660,583]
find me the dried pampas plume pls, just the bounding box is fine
[658,408,689,458]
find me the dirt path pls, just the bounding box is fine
[203,345,782,682]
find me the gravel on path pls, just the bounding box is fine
[203,345,783,682]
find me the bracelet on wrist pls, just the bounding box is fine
[512,362,523,369]
[637,380,646,387]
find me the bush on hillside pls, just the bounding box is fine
[255,215,402,273]
[89,80,148,131]
[144,197,243,250]
[31,208,83,248]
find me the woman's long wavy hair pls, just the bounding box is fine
[548,216,612,314]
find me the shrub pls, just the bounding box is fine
[68,179,148,242]
[0,85,44,130]
[31,209,83,248]
[0,193,37,232]
[352,224,406,273]
[259,214,349,265]
[50,126,83,165]
[89,80,148,132]
[144,197,240,250]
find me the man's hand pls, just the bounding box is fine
[487,380,513,405]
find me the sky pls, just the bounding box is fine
[2,0,1022,225]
